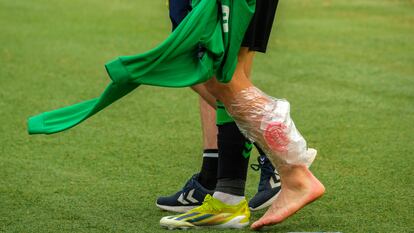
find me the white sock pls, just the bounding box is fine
[213,191,244,205]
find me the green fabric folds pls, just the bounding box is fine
[28,0,255,135]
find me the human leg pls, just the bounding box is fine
[197,96,219,189]
[158,118,253,229]
[158,3,280,210]
[238,45,282,212]
[204,57,325,229]
[155,95,218,213]
[251,164,324,229]
[169,0,220,189]
[156,0,218,212]
[158,0,286,222]
[159,122,252,229]
[159,49,255,229]
[213,47,255,205]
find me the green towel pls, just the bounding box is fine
[28,0,255,135]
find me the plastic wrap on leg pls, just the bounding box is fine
[227,87,316,167]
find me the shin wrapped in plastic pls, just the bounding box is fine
[227,87,316,168]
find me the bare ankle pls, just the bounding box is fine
[279,165,323,189]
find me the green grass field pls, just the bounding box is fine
[1,0,413,232]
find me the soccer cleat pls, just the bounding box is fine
[156,174,213,213]
[160,194,250,230]
[248,155,281,211]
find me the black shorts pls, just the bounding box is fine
[169,0,278,53]
[169,0,191,31]
[242,0,279,53]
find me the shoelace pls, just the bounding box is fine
[199,195,220,213]
[250,156,280,189]
[250,157,278,176]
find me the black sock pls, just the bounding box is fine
[216,122,251,196]
[198,149,218,190]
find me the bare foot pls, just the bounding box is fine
[251,165,325,230]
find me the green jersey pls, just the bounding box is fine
[28,0,255,135]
